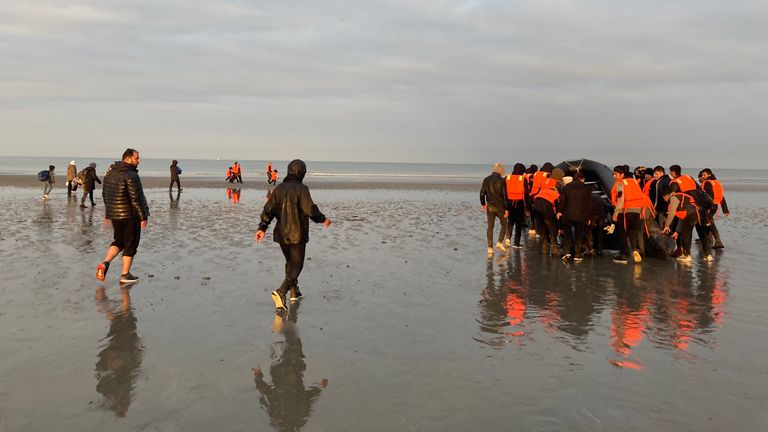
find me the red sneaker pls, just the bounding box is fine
[96,261,110,281]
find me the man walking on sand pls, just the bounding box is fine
[480,163,509,256]
[255,159,331,311]
[96,148,150,284]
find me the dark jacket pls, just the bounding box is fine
[102,162,150,221]
[590,193,609,228]
[170,161,180,180]
[558,181,593,223]
[83,166,102,192]
[258,160,326,245]
[653,175,670,214]
[480,173,508,211]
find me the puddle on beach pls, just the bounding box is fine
[0,187,767,431]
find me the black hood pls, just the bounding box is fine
[512,163,526,175]
[541,162,554,173]
[286,159,307,181]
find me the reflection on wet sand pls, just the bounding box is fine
[226,187,241,204]
[94,287,143,417]
[477,250,730,369]
[254,303,327,432]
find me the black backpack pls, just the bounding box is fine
[37,170,50,181]
[692,189,714,210]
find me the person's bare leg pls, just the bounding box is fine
[104,245,120,263]
[122,256,133,275]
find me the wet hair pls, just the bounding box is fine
[122,148,137,161]
[654,165,665,174]
[512,163,526,175]
[528,164,538,173]
[612,165,627,176]
[575,172,586,181]
[702,168,715,179]
[669,164,682,176]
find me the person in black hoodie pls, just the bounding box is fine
[558,172,593,261]
[80,163,102,208]
[256,159,331,311]
[480,163,509,256]
[96,149,150,285]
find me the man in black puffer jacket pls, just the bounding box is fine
[255,159,331,311]
[96,148,150,285]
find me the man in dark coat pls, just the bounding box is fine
[558,172,593,261]
[80,162,102,208]
[255,159,331,311]
[480,163,509,256]
[96,149,150,284]
[169,160,182,191]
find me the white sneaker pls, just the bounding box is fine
[504,239,511,246]
[632,250,642,263]
[487,247,494,256]
[704,254,714,262]
[495,242,507,252]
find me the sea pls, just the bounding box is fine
[3,155,768,183]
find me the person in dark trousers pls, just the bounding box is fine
[80,163,102,208]
[587,189,609,257]
[662,185,713,263]
[504,163,530,249]
[611,165,646,264]
[652,166,671,224]
[232,162,243,183]
[256,159,331,311]
[169,160,182,191]
[67,160,78,197]
[480,163,509,256]
[532,177,560,256]
[96,148,150,285]
[558,172,593,261]
[42,165,55,200]
[699,169,729,250]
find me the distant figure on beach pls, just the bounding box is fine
[232,162,243,183]
[80,163,102,208]
[268,169,279,185]
[266,161,273,183]
[96,148,150,285]
[66,160,78,197]
[41,165,55,201]
[480,163,509,256]
[169,160,182,192]
[226,166,234,183]
[255,159,331,311]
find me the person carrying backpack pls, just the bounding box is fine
[169,160,182,191]
[80,163,102,208]
[41,165,55,200]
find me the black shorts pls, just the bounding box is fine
[111,218,142,257]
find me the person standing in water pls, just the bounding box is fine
[480,163,509,256]
[169,160,182,191]
[255,159,331,311]
[80,163,102,208]
[42,165,55,200]
[96,149,150,284]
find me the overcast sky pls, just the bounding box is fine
[1,0,767,167]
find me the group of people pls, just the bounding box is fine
[266,161,279,185]
[225,162,243,183]
[481,162,729,264]
[40,161,103,207]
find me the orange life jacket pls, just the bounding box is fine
[226,168,232,177]
[672,192,699,223]
[642,178,656,196]
[232,164,241,175]
[271,171,279,181]
[530,171,549,195]
[505,175,526,201]
[621,178,653,211]
[534,187,559,205]
[702,179,724,204]
[672,174,697,193]
[611,181,618,206]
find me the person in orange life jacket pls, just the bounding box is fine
[480,163,510,256]
[529,162,554,238]
[611,165,646,264]
[661,185,713,262]
[668,164,711,256]
[642,168,655,197]
[525,164,538,233]
[269,169,279,185]
[699,169,729,249]
[266,161,273,183]
[532,174,560,256]
[504,163,530,249]
[226,166,234,183]
[652,166,671,223]
[232,162,243,183]
[557,172,593,261]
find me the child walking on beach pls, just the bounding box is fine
[255,159,331,311]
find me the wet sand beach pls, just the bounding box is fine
[1,182,767,431]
